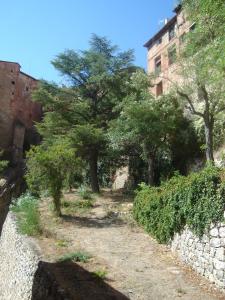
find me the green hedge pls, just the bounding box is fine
[133,166,225,243]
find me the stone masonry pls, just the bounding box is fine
[171,224,225,288]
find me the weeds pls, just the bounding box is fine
[91,269,108,280]
[61,199,94,214]
[11,192,42,236]
[58,251,91,263]
[55,239,69,248]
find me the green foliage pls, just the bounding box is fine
[58,251,91,263]
[26,138,82,216]
[110,70,198,185]
[33,34,136,192]
[91,269,108,280]
[78,185,93,200]
[11,192,42,236]
[0,151,8,174]
[0,160,8,174]
[61,198,94,215]
[133,166,225,243]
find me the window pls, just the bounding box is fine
[168,45,177,65]
[156,81,163,96]
[169,25,175,40]
[156,37,162,45]
[11,80,15,85]
[154,56,161,75]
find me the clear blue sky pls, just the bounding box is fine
[1,0,176,83]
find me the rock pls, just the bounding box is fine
[210,238,221,248]
[219,227,225,238]
[210,227,219,237]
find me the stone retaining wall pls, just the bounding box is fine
[171,224,225,288]
[0,213,68,300]
[0,212,41,300]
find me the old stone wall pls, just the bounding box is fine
[0,212,41,300]
[0,213,68,300]
[171,224,225,288]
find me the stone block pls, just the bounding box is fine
[215,248,225,261]
[219,227,225,238]
[210,238,221,248]
[210,227,219,237]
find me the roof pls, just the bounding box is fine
[0,60,21,67]
[144,15,177,49]
[173,3,182,13]
[20,71,38,81]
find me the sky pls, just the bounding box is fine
[0,0,176,83]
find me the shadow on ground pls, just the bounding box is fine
[31,260,130,300]
[61,212,126,228]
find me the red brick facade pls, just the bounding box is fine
[0,61,42,162]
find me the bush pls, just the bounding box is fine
[11,192,42,236]
[78,185,93,200]
[133,165,225,243]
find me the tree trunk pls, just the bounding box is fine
[53,194,62,217]
[204,118,214,162]
[89,150,100,193]
[147,154,155,186]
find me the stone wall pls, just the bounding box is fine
[0,212,41,300]
[0,213,68,300]
[171,224,225,288]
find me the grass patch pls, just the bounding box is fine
[61,199,94,214]
[10,192,42,236]
[91,269,108,280]
[58,251,91,263]
[55,239,69,248]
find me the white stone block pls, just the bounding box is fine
[219,227,225,238]
[210,238,221,248]
[210,227,219,237]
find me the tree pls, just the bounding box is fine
[110,71,186,185]
[26,138,82,216]
[33,34,135,192]
[173,0,225,162]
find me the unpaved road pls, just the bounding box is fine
[39,191,225,300]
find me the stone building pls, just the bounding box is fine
[0,60,42,164]
[144,4,194,96]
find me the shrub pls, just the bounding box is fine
[11,192,42,236]
[58,251,91,263]
[133,165,225,243]
[78,185,93,200]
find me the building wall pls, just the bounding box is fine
[146,9,191,96]
[0,61,42,161]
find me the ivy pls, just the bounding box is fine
[133,165,225,243]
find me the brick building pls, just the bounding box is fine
[144,4,194,96]
[0,61,42,164]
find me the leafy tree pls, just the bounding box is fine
[26,138,82,216]
[33,34,135,192]
[172,0,225,162]
[110,71,189,185]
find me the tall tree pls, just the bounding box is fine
[110,71,187,185]
[33,35,135,192]
[170,0,225,162]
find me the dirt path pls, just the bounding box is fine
[38,191,225,300]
